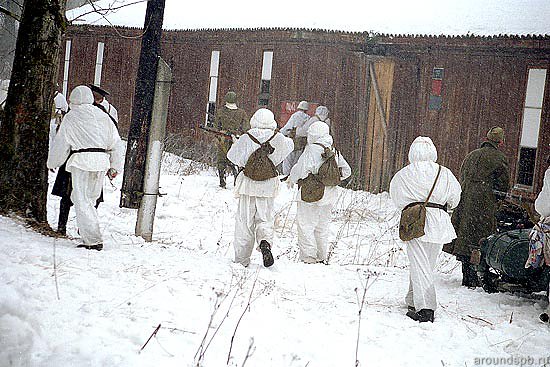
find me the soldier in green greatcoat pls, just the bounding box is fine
[215,91,249,188]
[450,127,510,287]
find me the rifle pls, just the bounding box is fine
[199,125,232,140]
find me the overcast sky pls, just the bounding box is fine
[68,0,550,36]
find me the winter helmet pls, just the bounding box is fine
[297,101,309,111]
[225,91,237,104]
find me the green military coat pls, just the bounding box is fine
[451,141,510,257]
[214,106,249,162]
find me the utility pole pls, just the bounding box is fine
[135,57,171,241]
[120,0,166,209]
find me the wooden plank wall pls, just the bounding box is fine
[59,26,550,194]
[363,59,395,193]
[386,49,550,194]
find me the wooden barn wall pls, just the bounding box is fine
[62,26,367,167]
[387,49,550,194]
[60,26,550,194]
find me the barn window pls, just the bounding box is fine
[516,68,547,187]
[258,51,273,107]
[205,50,220,127]
[93,42,105,86]
[62,40,72,96]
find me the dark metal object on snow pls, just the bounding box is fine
[477,203,549,294]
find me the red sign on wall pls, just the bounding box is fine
[279,100,318,127]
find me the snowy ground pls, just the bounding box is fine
[1,153,549,367]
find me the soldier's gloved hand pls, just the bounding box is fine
[106,168,118,180]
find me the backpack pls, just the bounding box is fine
[299,143,341,203]
[315,143,341,186]
[243,131,279,181]
[398,165,441,241]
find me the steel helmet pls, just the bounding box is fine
[225,91,237,104]
[297,100,309,111]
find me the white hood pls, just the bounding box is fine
[307,121,332,146]
[250,108,277,130]
[314,106,329,122]
[69,85,94,106]
[408,136,438,164]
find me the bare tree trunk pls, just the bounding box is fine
[0,0,67,222]
[120,0,166,209]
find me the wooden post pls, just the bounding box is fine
[135,58,171,241]
[120,0,166,209]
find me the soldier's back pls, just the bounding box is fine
[217,107,248,133]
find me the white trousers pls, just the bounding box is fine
[70,168,105,245]
[296,202,332,263]
[234,195,275,266]
[405,239,442,311]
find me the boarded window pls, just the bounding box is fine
[62,40,72,96]
[516,68,547,187]
[94,42,105,86]
[205,50,220,127]
[258,51,273,107]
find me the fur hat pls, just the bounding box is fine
[487,126,504,143]
[88,84,110,96]
[250,108,277,130]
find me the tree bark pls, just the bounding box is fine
[120,0,166,209]
[0,0,67,222]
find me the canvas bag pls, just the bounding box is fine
[299,173,325,203]
[299,143,341,202]
[399,165,442,241]
[315,143,341,186]
[243,131,279,181]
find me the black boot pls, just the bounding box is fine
[460,258,480,288]
[57,196,72,235]
[407,309,434,323]
[76,243,103,251]
[259,240,274,267]
[218,168,226,188]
